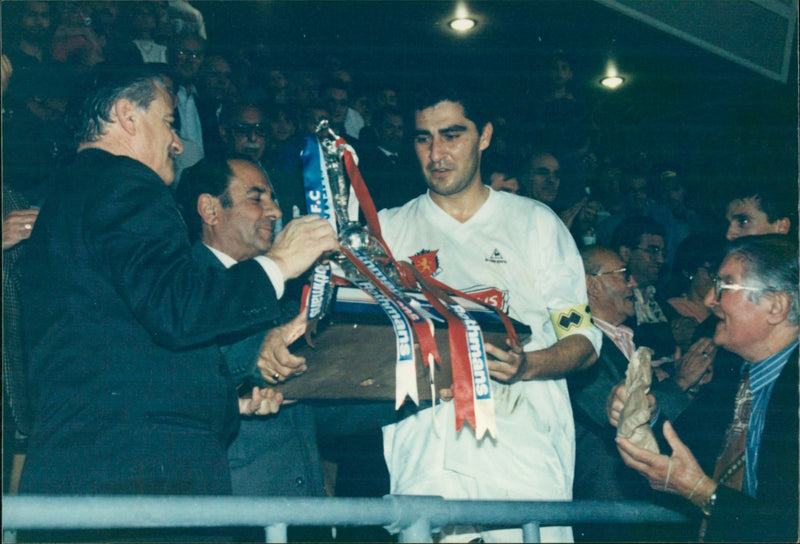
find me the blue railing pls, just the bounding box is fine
[2,494,688,543]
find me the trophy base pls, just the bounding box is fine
[277,306,527,401]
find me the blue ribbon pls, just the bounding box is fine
[301,135,334,226]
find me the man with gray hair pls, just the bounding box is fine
[615,235,798,542]
[19,64,337,496]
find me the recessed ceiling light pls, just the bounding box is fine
[449,17,477,31]
[601,75,624,89]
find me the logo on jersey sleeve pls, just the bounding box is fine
[410,250,440,277]
[551,304,594,339]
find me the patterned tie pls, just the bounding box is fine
[699,368,752,541]
[712,367,752,491]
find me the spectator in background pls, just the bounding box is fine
[106,2,168,65]
[563,196,603,249]
[374,83,399,110]
[656,169,714,239]
[167,0,207,40]
[265,68,290,106]
[482,150,523,195]
[611,216,675,361]
[524,151,561,207]
[665,234,723,352]
[590,157,624,217]
[321,78,349,136]
[196,53,238,159]
[357,107,426,211]
[523,150,602,245]
[264,103,302,176]
[348,83,373,140]
[85,1,122,51]
[168,30,207,179]
[597,168,679,271]
[287,71,321,111]
[724,183,796,241]
[220,102,306,234]
[322,77,362,140]
[297,103,330,137]
[198,53,237,106]
[532,50,590,159]
[530,49,593,209]
[2,1,53,70]
[50,1,104,71]
[2,62,78,204]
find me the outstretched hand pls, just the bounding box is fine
[616,420,715,504]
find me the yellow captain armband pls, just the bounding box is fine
[550,304,594,339]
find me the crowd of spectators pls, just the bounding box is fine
[2,2,798,543]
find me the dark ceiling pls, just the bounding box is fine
[200,1,798,196]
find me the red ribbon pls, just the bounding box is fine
[340,247,442,373]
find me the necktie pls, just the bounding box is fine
[699,368,752,541]
[712,367,752,490]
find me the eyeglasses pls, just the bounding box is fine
[712,276,763,301]
[532,167,560,178]
[593,267,630,281]
[231,123,268,138]
[635,245,664,257]
[176,49,203,60]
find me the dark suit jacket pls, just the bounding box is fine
[570,339,652,502]
[19,149,282,495]
[703,348,798,543]
[569,334,695,502]
[193,243,325,497]
[355,144,427,213]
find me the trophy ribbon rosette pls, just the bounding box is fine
[299,122,519,439]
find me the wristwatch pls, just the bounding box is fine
[700,491,718,517]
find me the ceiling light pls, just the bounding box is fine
[449,17,477,31]
[601,75,624,89]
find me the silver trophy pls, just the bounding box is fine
[315,120,400,284]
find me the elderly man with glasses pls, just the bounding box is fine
[571,245,717,541]
[570,246,642,537]
[615,235,798,543]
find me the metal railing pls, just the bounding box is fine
[3,494,688,543]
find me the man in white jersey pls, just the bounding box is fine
[378,85,602,542]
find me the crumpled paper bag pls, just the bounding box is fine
[616,347,660,453]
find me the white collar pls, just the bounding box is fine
[204,243,237,268]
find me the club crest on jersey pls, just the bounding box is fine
[484,248,506,264]
[410,250,440,277]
